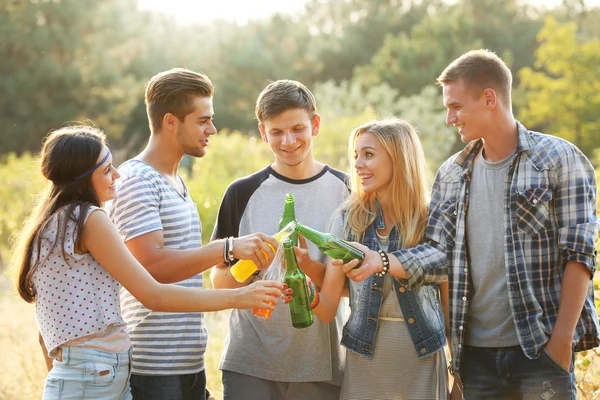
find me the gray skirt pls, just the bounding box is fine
[340,319,447,400]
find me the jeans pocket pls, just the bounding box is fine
[43,378,64,399]
[541,347,571,375]
[84,362,117,387]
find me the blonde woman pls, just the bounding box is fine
[312,118,449,399]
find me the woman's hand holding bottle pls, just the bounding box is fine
[233,280,291,310]
[338,242,381,282]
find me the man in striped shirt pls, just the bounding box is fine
[108,68,279,400]
[393,49,598,399]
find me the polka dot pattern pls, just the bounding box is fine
[32,205,125,354]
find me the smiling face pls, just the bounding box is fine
[354,131,393,198]
[259,108,320,172]
[90,145,120,203]
[442,79,490,143]
[175,96,216,158]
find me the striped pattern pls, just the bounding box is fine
[108,160,206,375]
[398,122,599,374]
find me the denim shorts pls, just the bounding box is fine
[43,346,132,400]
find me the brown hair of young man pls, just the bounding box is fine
[145,68,214,133]
[437,49,513,110]
[255,79,317,123]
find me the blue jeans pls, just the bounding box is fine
[130,370,206,400]
[43,346,132,400]
[460,345,576,399]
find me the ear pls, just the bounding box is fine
[163,113,179,133]
[482,88,497,108]
[311,114,321,137]
[258,123,268,143]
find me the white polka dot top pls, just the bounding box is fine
[31,205,125,355]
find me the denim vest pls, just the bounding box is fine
[340,203,447,359]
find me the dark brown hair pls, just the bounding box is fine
[145,68,214,133]
[255,79,317,122]
[14,125,106,303]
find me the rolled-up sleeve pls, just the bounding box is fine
[555,147,598,275]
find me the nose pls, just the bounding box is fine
[354,157,364,169]
[446,110,456,126]
[112,166,121,181]
[282,131,296,146]
[207,120,217,136]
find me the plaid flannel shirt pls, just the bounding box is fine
[393,122,599,373]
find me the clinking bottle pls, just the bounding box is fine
[279,194,298,246]
[282,238,313,328]
[294,222,364,269]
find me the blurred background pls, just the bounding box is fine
[1,0,599,398]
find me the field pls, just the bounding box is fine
[1,132,599,399]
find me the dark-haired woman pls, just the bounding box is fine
[13,125,286,399]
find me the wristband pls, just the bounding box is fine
[227,236,235,262]
[223,238,230,266]
[375,249,390,277]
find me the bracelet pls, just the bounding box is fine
[307,281,320,309]
[223,238,230,266]
[227,236,235,262]
[375,249,390,277]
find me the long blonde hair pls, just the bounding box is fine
[342,118,431,248]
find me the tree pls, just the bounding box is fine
[517,16,600,160]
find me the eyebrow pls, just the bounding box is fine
[357,146,376,151]
[197,114,214,120]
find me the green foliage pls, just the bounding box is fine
[517,16,600,159]
[0,153,45,267]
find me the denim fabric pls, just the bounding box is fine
[338,201,447,359]
[461,345,576,399]
[129,370,206,400]
[42,346,132,400]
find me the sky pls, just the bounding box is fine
[137,0,306,24]
[138,0,600,24]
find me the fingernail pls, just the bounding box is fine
[282,283,288,289]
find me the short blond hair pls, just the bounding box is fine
[437,49,512,108]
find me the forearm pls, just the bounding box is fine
[210,262,253,289]
[439,281,450,337]
[390,241,448,288]
[313,262,346,323]
[152,284,241,312]
[139,240,226,284]
[301,258,327,287]
[551,261,591,343]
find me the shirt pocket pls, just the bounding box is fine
[440,199,458,245]
[516,188,552,236]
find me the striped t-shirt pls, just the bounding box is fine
[108,159,206,375]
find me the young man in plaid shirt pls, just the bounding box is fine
[336,49,598,399]
[432,49,598,398]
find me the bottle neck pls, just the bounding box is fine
[295,223,327,247]
[282,200,295,220]
[283,245,300,274]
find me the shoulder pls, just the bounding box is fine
[323,166,349,185]
[522,129,586,170]
[225,166,273,195]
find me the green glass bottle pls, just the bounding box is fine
[279,194,298,246]
[294,222,364,269]
[283,238,313,329]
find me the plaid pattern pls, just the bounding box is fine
[397,122,599,373]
